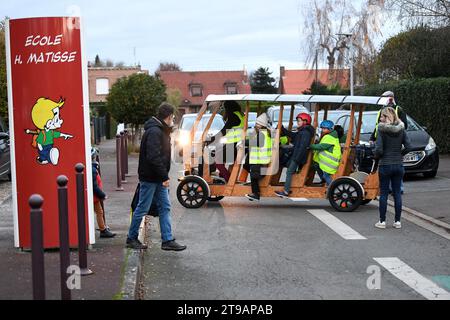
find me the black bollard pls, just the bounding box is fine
[124,129,129,176]
[29,194,45,300]
[116,134,123,191]
[75,164,93,276]
[57,175,71,300]
[120,131,127,183]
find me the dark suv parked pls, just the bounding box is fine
[330,110,439,178]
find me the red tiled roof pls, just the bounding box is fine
[159,70,251,106]
[279,69,349,94]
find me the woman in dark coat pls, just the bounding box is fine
[374,107,412,229]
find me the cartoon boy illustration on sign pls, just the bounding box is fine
[25,97,73,165]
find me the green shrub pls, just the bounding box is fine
[356,78,450,153]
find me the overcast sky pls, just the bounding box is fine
[1,0,401,79]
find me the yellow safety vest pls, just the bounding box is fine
[250,130,272,165]
[374,106,399,139]
[313,134,341,175]
[223,111,245,144]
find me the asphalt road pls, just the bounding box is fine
[142,162,450,300]
[402,154,450,224]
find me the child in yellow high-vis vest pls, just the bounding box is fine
[310,120,342,186]
[243,113,272,202]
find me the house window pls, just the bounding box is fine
[226,85,238,94]
[190,84,203,97]
[224,81,238,94]
[96,78,109,95]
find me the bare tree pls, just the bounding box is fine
[155,62,182,76]
[303,0,386,83]
[387,0,450,27]
[105,59,114,67]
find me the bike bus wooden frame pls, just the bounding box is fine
[177,94,390,212]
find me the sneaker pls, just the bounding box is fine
[100,228,116,238]
[375,221,386,229]
[393,221,402,229]
[245,193,260,201]
[275,190,289,199]
[126,238,148,250]
[161,240,186,251]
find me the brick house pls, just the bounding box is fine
[278,66,349,94]
[87,65,148,140]
[88,65,149,103]
[158,70,251,115]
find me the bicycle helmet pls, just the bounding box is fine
[296,112,312,125]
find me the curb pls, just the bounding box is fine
[372,199,450,240]
[120,216,149,300]
[386,199,450,233]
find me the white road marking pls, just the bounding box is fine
[374,257,450,300]
[290,198,309,202]
[307,209,367,240]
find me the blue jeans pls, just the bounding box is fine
[127,181,173,242]
[313,162,333,186]
[379,164,404,223]
[389,179,404,193]
[284,160,299,193]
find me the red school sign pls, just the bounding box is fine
[5,17,94,248]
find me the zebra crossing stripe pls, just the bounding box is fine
[290,198,309,202]
[307,209,367,240]
[374,257,450,300]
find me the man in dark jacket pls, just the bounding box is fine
[275,112,315,198]
[126,103,186,251]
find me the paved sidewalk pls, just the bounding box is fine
[0,138,139,300]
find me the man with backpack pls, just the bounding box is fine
[126,103,186,251]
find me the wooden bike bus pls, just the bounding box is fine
[176,94,390,212]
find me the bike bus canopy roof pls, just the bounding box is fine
[205,94,390,106]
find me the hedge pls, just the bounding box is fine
[356,78,450,153]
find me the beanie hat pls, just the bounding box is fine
[256,113,269,128]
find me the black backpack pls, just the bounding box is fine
[130,183,159,217]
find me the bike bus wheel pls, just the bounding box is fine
[177,176,209,209]
[328,177,364,212]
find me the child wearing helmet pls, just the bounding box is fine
[275,112,315,198]
[91,147,116,238]
[310,120,342,186]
